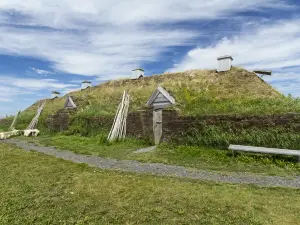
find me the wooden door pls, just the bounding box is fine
[153,109,162,145]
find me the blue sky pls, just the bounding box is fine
[0,0,300,118]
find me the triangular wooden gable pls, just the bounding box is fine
[146,86,175,109]
[64,96,77,109]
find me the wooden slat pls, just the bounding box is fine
[153,93,169,103]
[253,70,272,75]
[229,145,300,156]
[9,111,20,130]
[27,101,46,130]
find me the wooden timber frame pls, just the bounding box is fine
[146,86,176,145]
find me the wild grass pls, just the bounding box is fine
[1,142,300,224]
[180,93,300,115]
[26,134,300,176]
[14,111,36,130]
[0,116,13,131]
[182,125,300,150]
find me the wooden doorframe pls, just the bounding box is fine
[153,109,163,145]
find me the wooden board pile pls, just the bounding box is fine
[107,91,130,142]
[0,130,23,140]
[0,101,45,140]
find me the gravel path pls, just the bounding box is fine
[2,139,300,189]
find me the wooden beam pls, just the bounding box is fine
[253,70,272,75]
[229,145,300,156]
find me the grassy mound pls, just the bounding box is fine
[20,67,300,117]
[3,67,300,141]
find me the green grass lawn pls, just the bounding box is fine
[133,143,300,177]
[21,134,300,177]
[1,142,300,224]
[22,134,150,158]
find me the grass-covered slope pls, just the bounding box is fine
[22,67,300,117]
[6,67,300,132]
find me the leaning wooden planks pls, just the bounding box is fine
[107,91,130,142]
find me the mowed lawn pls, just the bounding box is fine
[1,143,300,224]
[26,135,300,177]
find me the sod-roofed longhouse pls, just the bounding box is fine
[22,67,292,119]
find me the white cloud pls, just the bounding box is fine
[0,85,34,104]
[170,19,300,72]
[0,0,291,27]
[0,0,292,79]
[0,76,79,116]
[262,71,300,96]
[30,67,54,75]
[0,25,199,78]
[0,76,76,91]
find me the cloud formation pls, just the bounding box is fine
[30,67,54,75]
[170,19,300,71]
[0,0,291,79]
[0,76,76,91]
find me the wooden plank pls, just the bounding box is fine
[122,94,130,138]
[157,86,175,104]
[229,145,300,156]
[253,70,272,75]
[153,102,172,110]
[153,93,169,103]
[9,111,20,130]
[27,101,46,130]
[108,91,126,141]
[153,110,162,145]
[108,102,121,140]
[108,91,130,142]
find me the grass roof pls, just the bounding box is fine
[18,67,300,122]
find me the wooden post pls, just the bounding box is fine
[153,109,162,145]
